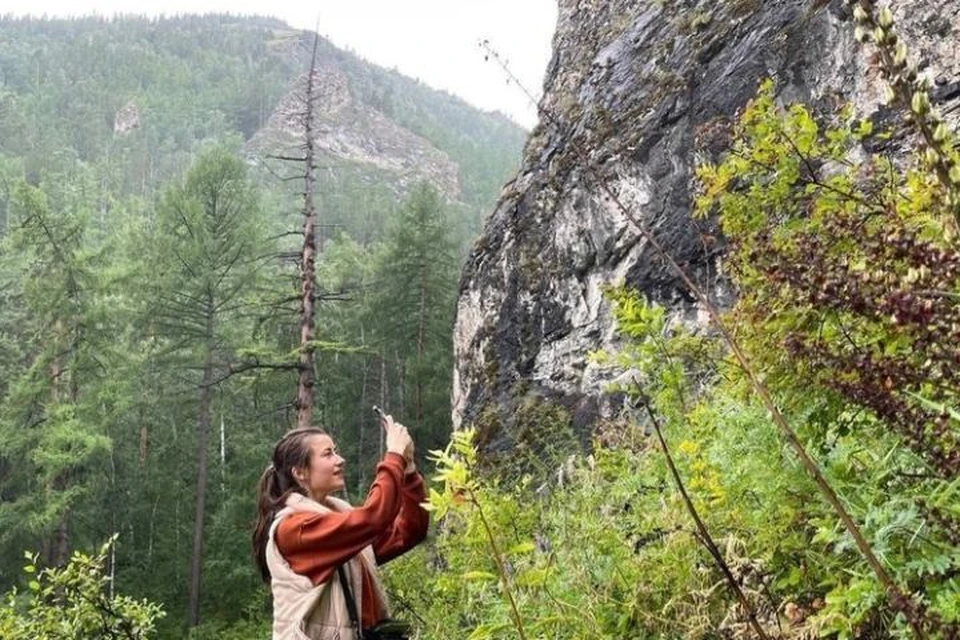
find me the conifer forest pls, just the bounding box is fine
[1,4,959,640]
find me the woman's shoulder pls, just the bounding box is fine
[274,495,356,551]
[281,492,354,516]
[323,496,353,512]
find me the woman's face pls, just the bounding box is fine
[295,434,345,501]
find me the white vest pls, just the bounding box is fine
[266,493,389,640]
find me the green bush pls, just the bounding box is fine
[0,537,164,639]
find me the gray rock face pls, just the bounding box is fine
[453,0,960,431]
[249,64,461,201]
[113,101,141,135]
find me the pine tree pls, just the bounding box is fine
[371,183,457,451]
[0,180,111,571]
[145,147,266,629]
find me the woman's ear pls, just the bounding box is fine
[292,467,306,487]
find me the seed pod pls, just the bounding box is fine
[894,42,908,67]
[883,85,897,104]
[949,165,960,185]
[878,6,894,28]
[934,122,950,143]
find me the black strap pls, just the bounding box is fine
[337,564,363,636]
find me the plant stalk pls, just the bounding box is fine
[642,402,772,640]
[467,490,528,640]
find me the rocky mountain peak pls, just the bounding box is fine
[249,63,461,201]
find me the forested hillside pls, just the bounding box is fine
[0,14,525,240]
[0,14,524,638]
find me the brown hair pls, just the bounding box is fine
[252,427,327,583]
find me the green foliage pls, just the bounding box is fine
[365,184,459,452]
[0,538,164,639]
[384,78,960,639]
[386,286,958,638]
[147,144,266,344]
[386,402,788,638]
[691,78,958,635]
[697,80,959,479]
[186,608,270,640]
[0,174,118,573]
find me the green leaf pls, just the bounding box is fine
[904,391,960,422]
[508,541,536,555]
[461,571,497,581]
[468,622,511,639]
[515,568,549,587]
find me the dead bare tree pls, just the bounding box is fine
[262,30,328,431]
[294,32,322,431]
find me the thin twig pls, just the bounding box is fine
[467,489,529,640]
[641,401,771,640]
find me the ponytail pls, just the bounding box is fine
[252,428,327,583]
[252,464,283,582]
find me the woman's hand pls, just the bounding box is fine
[383,415,413,459]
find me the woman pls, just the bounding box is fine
[252,416,428,639]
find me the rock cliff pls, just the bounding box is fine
[452,0,960,434]
[249,63,461,201]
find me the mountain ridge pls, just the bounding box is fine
[0,13,526,233]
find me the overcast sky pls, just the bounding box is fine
[2,0,558,128]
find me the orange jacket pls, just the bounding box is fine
[275,452,428,628]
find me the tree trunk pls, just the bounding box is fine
[148,496,159,563]
[48,318,71,568]
[356,347,369,496]
[397,351,406,418]
[187,301,216,629]
[296,36,321,431]
[51,494,70,567]
[415,259,427,429]
[379,353,386,459]
[139,424,148,468]
[219,414,226,495]
[138,398,148,468]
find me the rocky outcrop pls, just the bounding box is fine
[113,101,141,134]
[249,64,461,201]
[453,0,960,433]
